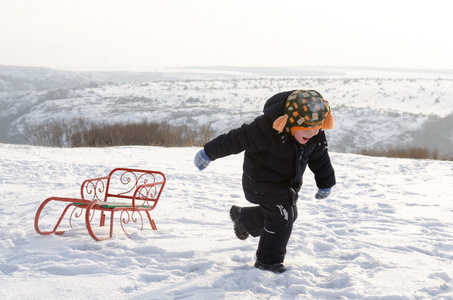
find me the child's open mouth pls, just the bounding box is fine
[296,136,311,144]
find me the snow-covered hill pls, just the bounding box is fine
[1,65,453,157]
[0,144,452,299]
[0,65,100,92]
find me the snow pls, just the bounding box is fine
[2,68,453,155]
[1,65,453,298]
[1,143,453,299]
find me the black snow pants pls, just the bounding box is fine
[241,204,298,265]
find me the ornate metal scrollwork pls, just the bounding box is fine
[82,177,108,201]
[69,205,96,229]
[119,210,144,235]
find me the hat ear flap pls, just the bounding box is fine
[273,114,288,133]
[322,110,334,130]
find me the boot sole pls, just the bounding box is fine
[230,206,249,240]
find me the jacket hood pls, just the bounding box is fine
[262,90,295,121]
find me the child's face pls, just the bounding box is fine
[293,128,320,144]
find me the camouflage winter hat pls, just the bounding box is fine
[273,89,334,134]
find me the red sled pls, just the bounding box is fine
[34,168,166,241]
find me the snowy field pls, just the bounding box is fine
[1,65,453,156]
[1,144,452,299]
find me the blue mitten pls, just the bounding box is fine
[194,149,211,171]
[315,188,331,199]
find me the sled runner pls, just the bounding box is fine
[34,168,166,241]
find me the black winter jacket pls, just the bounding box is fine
[204,91,336,205]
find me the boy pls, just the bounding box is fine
[194,89,335,273]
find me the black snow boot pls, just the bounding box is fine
[229,205,249,240]
[254,260,286,274]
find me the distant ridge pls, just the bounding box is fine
[177,66,342,77]
[179,65,453,77]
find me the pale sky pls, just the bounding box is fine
[1,0,452,71]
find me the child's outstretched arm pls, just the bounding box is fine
[199,116,270,164]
